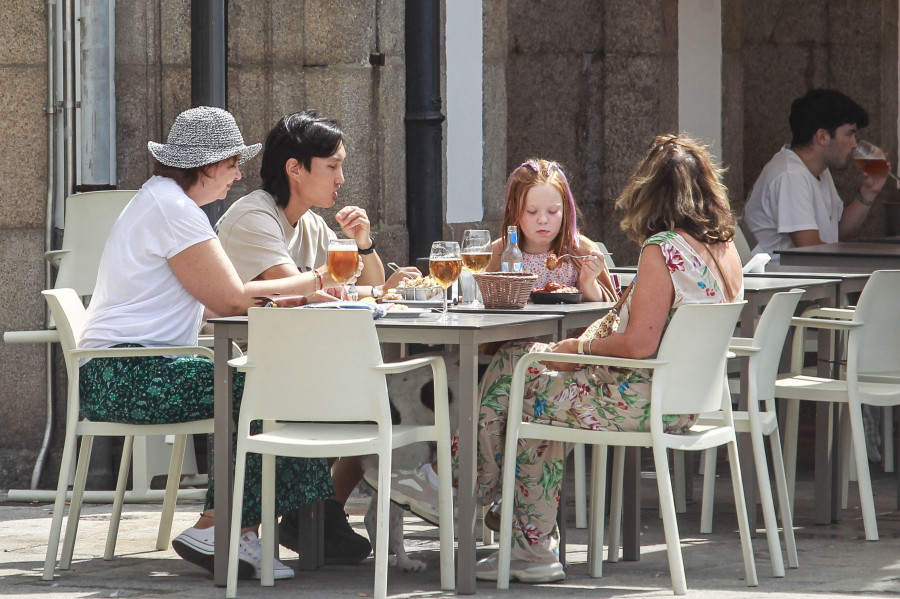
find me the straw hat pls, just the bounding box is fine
[147,106,261,169]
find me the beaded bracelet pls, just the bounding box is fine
[313,269,324,291]
[853,186,874,206]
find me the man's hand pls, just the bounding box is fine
[383,266,421,291]
[335,205,373,249]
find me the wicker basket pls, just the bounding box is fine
[474,272,538,309]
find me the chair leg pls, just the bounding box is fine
[156,434,188,551]
[105,435,135,560]
[768,425,799,568]
[374,453,391,599]
[750,426,785,578]
[435,436,456,591]
[651,444,688,595]
[43,428,80,580]
[574,443,588,528]
[60,436,94,570]
[606,445,625,565]
[848,402,879,541]
[782,398,801,512]
[481,504,494,545]
[260,453,275,586]
[226,447,249,599]
[726,438,759,587]
[673,450,687,514]
[588,444,607,577]
[841,410,853,510]
[700,447,717,534]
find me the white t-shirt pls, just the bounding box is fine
[79,176,215,349]
[216,189,335,282]
[742,145,844,264]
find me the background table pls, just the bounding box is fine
[776,242,900,271]
[209,311,562,593]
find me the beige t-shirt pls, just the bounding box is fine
[216,189,335,282]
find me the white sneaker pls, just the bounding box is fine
[474,551,565,583]
[173,526,252,580]
[239,531,295,580]
[363,467,441,526]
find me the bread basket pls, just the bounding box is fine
[473,272,538,309]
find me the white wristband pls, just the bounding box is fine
[577,338,587,354]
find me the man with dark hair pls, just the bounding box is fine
[217,110,417,565]
[742,89,889,263]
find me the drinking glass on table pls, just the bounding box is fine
[327,238,359,300]
[429,241,462,319]
[461,229,492,308]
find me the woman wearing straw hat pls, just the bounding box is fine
[78,106,346,580]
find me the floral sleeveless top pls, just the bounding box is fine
[619,231,743,330]
[522,251,578,289]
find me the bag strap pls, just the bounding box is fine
[611,280,634,313]
[703,243,735,303]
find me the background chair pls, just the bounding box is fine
[225,308,455,599]
[496,302,756,595]
[777,270,900,541]
[696,289,803,577]
[41,288,215,580]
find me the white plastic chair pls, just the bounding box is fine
[495,302,756,595]
[225,308,455,599]
[41,288,215,580]
[696,289,802,577]
[776,270,900,541]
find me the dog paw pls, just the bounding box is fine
[397,558,427,572]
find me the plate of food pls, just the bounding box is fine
[530,282,582,304]
[381,305,435,318]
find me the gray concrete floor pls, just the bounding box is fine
[2,454,900,599]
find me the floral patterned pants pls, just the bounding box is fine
[470,341,695,561]
[79,347,334,528]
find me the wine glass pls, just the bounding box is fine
[429,241,462,319]
[327,238,359,300]
[461,229,492,308]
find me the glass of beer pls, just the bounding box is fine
[429,240,462,319]
[327,238,359,300]
[461,229,492,308]
[853,140,891,177]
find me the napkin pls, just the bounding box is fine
[300,300,387,319]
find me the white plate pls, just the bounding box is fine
[382,307,434,318]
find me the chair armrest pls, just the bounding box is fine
[513,351,666,372]
[373,355,444,376]
[728,337,761,357]
[800,306,855,320]
[71,345,214,360]
[44,249,69,269]
[228,355,250,369]
[790,316,862,331]
[3,329,60,344]
[198,334,244,357]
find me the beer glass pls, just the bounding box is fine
[327,238,359,300]
[429,241,462,319]
[853,140,898,181]
[461,229,492,308]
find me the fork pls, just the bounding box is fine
[387,262,417,280]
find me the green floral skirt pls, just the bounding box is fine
[79,346,333,527]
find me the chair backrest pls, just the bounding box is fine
[239,308,393,426]
[733,225,754,266]
[850,270,900,375]
[749,289,805,401]
[41,289,88,422]
[52,190,136,297]
[651,301,745,416]
[594,241,616,268]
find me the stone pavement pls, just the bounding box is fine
[2,463,900,599]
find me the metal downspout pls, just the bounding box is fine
[32,0,62,489]
[404,0,445,264]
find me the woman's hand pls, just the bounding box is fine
[335,205,373,249]
[539,338,584,372]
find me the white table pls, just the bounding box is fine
[208,311,563,593]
